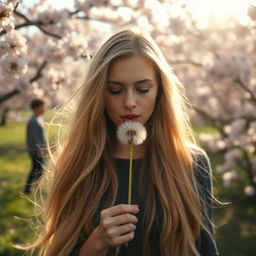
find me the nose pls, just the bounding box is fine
[124,90,136,110]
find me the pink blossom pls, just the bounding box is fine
[75,0,106,14]
[225,149,240,162]
[0,54,27,80]
[42,67,66,90]
[38,8,69,25]
[62,32,87,60]
[170,17,186,36]
[0,41,9,57]
[222,171,239,187]
[44,39,65,62]
[244,186,255,197]
[0,31,27,56]
[0,3,14,31]
[14,77,30,90]
[4,21,15,32]
[228,119,246,144]
[207,54,252,84]
[216,149,240,173]
[248,6,256,20]
[216,161,235,174]
[199,132,226,152]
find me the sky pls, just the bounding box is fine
[25,0,252,26]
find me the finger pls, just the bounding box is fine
[101,213,137,231]
[111,232,135,246]
[101,204,139,218]
[111,213,138,226]
[108,223,136,237]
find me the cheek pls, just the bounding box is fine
[146,92,158,114]
[105,97,118,117]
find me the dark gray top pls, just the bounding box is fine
[26,115,46,156]
[70,151,219,256]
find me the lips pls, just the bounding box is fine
[121,114,140,121]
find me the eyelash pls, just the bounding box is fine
[108,89,122,95]
[107,88,150,95]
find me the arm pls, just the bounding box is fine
[78,227,108,256]
[194,151,219,256]
[78,204,139,256]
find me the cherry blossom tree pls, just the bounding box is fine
[0,0,255,197]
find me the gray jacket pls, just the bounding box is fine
[26,115,46,156]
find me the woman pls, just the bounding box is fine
[22,28,219,256]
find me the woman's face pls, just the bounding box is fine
[106,55,158,127]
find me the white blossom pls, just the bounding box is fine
[38,8,68,25]
[0,31,27,56]
[228,119,246,144]
[170,17,186,36]
[62,32,87,60]
[0,3,14,31]
[207,54,252,84]
[14,76,30,90]
[222,170,239,187]
[117,121,147,145]
[0,54,27,79]
[244,186,255,197]
[216,149,240,173]
[248,6,256,20]
[199,133,226,152]
[44,39,65,62]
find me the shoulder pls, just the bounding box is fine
[28,115,39,126]
[187,142,212,189]
[187,142,211,172]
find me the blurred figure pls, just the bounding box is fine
[24,99,46,194]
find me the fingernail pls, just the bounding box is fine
[134,206,140,211]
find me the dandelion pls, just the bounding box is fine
[116,121,147,205]
[117,121,147,146]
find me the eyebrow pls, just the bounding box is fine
[107,79,153,85]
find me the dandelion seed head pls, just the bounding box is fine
[117,121,147,145]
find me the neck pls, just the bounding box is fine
[114,142,145,159]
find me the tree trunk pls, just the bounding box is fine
[0,107,9,126]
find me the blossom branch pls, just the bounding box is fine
[0,88,20,104]
[0,60,48,105]
[192,105,229,138]
[13,10,62,39]
[234,78,256,104]
[30,60,48,83]
[242,149,256,187]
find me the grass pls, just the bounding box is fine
[0,116,256,255]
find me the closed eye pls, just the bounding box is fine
[107,88,122,94]
[137,88,149,94]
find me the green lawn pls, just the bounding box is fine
[0,118,256,256]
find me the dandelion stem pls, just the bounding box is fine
[128,143,133,205]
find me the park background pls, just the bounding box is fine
[0,0,256,255]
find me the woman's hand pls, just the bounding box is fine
[79,204,139,255]
[96,204,139,249]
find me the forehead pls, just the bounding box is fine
[108,55,156,80]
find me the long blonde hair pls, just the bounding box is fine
[21,28,213,256]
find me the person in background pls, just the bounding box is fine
[24,99,46,194]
